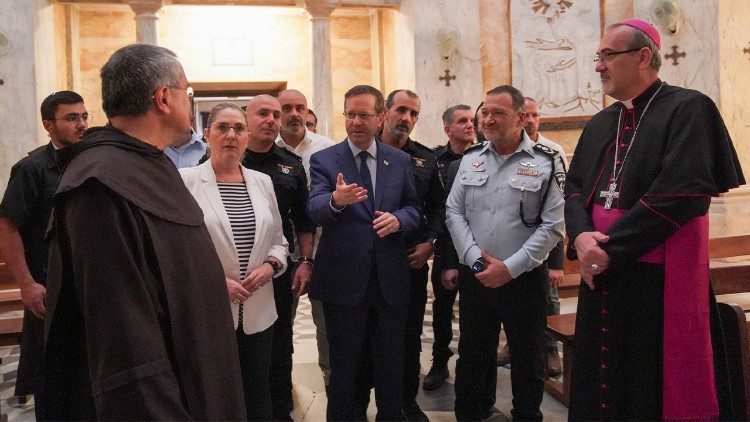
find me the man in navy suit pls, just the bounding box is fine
[308,85,422,420]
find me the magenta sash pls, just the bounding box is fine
[592,204,718,420]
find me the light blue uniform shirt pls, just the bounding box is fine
[445,131,565,279]
[165,132,207,168]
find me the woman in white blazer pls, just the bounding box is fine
[180,102,288,421]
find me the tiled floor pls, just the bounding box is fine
[0,290,574,421]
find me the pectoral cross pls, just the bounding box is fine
[600,182,620,209]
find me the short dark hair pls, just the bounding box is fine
[486,85,525,113]
[473,101,487,143]
[442,104,472,125]
[344,85,385,115]
[40,91,84,121]
[100,44,183,118]
[385,89,419,108]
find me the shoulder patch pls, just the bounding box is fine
[533,143,558,157]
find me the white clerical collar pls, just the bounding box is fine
[621,99,634,110]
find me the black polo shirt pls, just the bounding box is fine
[241,145,315,253]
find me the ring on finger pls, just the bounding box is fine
[590,264,599,272]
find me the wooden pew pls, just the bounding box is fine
[716,301,750,420]
[546,234,750,406]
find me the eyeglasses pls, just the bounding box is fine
[167,85,194,98]
[593,48,642,63]
[343,112,376,121]
[211,123,248,134]
[54,113,91,124]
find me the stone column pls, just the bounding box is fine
[0,0,56,193]
[304,1,336,139]
[128,0,163,45]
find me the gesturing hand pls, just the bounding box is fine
[331,173,368,208]
[373,211,401,237]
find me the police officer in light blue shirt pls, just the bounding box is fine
[446,85,564,421]
[165,129,207,168]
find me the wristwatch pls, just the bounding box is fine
[298,256,314,266]
[263,259,282,275]
[471,257,487,273]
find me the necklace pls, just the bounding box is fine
[600,82,665,209]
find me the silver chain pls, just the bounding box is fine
[611,82,665,183]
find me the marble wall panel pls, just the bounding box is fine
[54,5,69,90]
[0,0,57,193]
[511,0,602,118]
[396,0,484,147]
[479,0,511,91]
[718,0,750,184]
[634,0,720,102]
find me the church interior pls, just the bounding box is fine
[1,0,749,420]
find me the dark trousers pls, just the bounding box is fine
[403,265,429,406]
[454,265,547,421]
[237,325,274,421]
[269,268,294,418]
[430,255,458,367]
[324,270,407,421]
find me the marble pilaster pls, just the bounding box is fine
[392,0,484,146]
[0,0,57,193]
[304,1,336,139]
[128,0,163,45]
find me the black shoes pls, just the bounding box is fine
[403,402,430,421]
[422,365,449,391]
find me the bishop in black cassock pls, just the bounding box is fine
[565,19,744,421]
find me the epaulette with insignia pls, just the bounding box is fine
[277,146,303,162]
[463,141,486,154]
[533,143,558,157]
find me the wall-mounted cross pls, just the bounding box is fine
[744,42,750,59]
[439,69,456,87]
[665,45,686,66]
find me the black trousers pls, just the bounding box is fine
[269,266,294,418]
[237,325,274,421]
[403,265,429,406]
[324,269,407,421]
[430,255,458,367]
[454,265,547,421]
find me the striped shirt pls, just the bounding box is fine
[218,182,257,275]
[218,182,256,325]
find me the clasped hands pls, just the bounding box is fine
[331,173,401,237]
[226,262,276,304]
[574,231,610,290]
[474,251,513,289]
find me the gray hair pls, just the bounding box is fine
[206,102,247,128]
[442,104,472,125]
[610,23,662,71]
[100,44,183,118]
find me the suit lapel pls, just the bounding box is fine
[201,162,235,249]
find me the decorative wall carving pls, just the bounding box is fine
[511,0,602,118]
